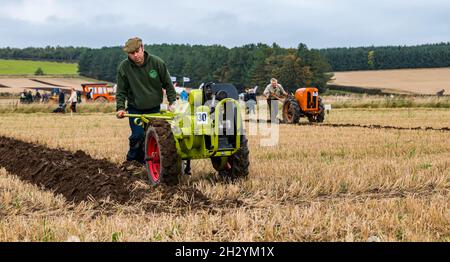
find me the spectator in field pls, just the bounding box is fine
[115,37,176,164]
[34,90,42,103]
[20,90,27,104]
[245,87,257,114]
[52,91,66,113]
[67,88,78,113]
[263,78,287,122]
[86,89,93,101]
[26,91,33,104]
[76,90,82,103]
[42,92,49,103]
[58,90,65,107]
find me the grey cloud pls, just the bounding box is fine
[0,0,449,48]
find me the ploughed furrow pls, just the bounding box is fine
[0,135,147,204]
[244,119,449,131]
[0,136,241,213]
[318,123,450,131]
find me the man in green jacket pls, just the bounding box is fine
[116,37,177,163]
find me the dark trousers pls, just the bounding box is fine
[267,99,278,121]
[127,106,161,163]
[70,102,77,113]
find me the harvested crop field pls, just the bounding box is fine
[0,108,449,241]
[331,68,450,95]
[0,76,112,94]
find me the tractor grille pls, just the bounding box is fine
[217,103,238,150]
[307,91,318,109]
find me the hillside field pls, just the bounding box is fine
[0,59,78,75]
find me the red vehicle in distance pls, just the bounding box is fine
[82,83,116,103]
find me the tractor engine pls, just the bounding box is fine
[202,83,241,151]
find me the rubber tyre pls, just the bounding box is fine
[144,120,181,186]
[282,97,301,124]
[211,135,250,181]
[317,100,325,123]
[95,96,108,103]
[307,100,325,123]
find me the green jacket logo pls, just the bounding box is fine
[149,70,158,79]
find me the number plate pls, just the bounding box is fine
[196,112,208,124]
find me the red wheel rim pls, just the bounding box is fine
[147,136,161,182]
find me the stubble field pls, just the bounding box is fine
[331,68,450,95]
[0,106,449,241]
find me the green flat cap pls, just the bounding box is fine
[123,37,142,53]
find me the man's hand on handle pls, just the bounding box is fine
[116,110,126,119]
[269,93,287,101]
[117,104,174,118]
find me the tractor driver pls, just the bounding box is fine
[116,37,177,164]
[263,78,287,122]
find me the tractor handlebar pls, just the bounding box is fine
[123,112,177,126]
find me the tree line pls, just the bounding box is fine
[318,42,450,71]
[77,43,333,93]
[0,46,87,63]
[0,44,332,93]
[2,42,449,91]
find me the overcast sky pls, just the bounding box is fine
[1,0,449,49]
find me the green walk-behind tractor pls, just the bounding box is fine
[125,83,250,185]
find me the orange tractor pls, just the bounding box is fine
[282,87,325,123]
[82,83,116,103]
